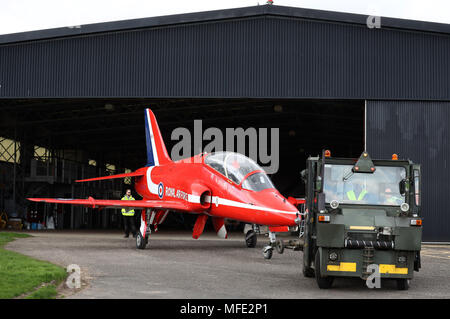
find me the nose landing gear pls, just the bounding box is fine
[262,231,277,259]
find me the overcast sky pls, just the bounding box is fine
[1,0,450,35]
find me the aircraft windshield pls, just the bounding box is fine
[323,164,406,206]
[204,152,275,191]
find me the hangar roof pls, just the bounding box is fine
[1,4,450,45]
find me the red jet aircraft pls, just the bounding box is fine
[28,109,300,251]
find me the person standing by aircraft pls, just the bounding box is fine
[121,189,136,238]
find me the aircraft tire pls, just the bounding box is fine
[136,232,146,249]
[245,230,257,248]
[275,240,284,254]
[263,247,273,259]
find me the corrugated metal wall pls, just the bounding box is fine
[0,15,449,99]
[366,100,450,242]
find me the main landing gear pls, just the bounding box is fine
[136,231,148,249]
[244,224,259,248]
[245,230,257,248]
[136,209,151,250]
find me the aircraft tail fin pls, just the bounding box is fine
[144,108,172,166]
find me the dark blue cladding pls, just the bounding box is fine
[0,5,449,99]
[366,100,450,242]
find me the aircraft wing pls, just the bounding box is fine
[27,197,190,212]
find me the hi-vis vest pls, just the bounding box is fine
[346,189,367,201]
[121,195,135,216]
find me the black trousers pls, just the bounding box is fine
[123,215,136,236]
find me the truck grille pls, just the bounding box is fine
[345,238,394,250]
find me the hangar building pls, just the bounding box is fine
[0,5,449,241]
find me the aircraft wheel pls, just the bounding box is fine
[275,240,284,254]
[396,279,410,290]
[315,251,334,289]
[263,246,273,259]
[136,232,147,249]
[245,230,257,248]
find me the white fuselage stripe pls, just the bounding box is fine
[147,167,159,195]
[211,196,298,215]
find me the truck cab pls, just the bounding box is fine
[302,150,422,290]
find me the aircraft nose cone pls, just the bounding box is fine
[247,189,299,226]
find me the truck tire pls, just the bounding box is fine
[315,251,334,289]
[136,232,147,250]
[245,230,257,248]
[396,279,409,290]
[302,262,315,278]
[414,252,421,271]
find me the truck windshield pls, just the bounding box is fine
[323,164,406,206]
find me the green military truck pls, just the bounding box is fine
[285,150,422,290]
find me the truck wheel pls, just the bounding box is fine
[136,232,146,250]
[315,251,334,289]
[302,263,315,278]
[396,279,409,290]
[245,230,257,248]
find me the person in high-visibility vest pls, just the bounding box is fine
[384,187,404,205]
[346,184,368,202]
[121,189,136,238]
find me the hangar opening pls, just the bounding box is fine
[1,4,449,241]
[0,98,364,230]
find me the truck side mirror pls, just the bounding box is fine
[318,192,325,212]
[399,179,406,196]
[300,169,308,183]
[316,176,322,192]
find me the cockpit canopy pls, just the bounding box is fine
[204,152,275,191]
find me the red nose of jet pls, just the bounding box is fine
[248,189,299,226]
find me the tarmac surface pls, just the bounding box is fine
[5,230,450,299]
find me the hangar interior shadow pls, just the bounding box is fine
[0,98,364,229]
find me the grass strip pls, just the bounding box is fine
[0,232,67,299]
[25,284,58,299]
